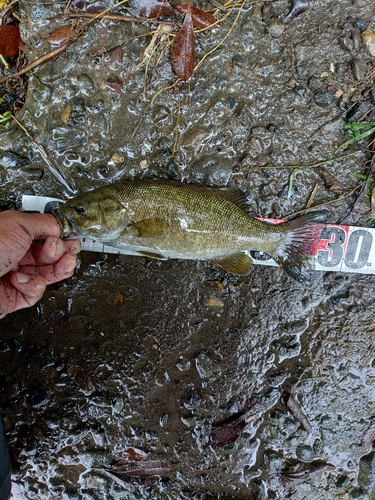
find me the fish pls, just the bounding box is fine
[52,180,327,284]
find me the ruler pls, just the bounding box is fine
[22,195,375,275]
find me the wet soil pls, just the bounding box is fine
[0,0,375,498]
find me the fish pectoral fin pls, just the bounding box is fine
[127,218,169,238]
[212,253,253,275]
[137,250,167,260]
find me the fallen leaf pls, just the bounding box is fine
[44,25,72,47]
[211,414,246,449]
[281,460,334,487]
[112,293,124,304]
[283,0,310,21]
[211,395,263,449]
[282,391,312,434]
[128,0,175,18]
[314,166,347,195]
[173,4,216,29]
[170,5,195,81]
[107,448,172,481]
[361,416,375,447]
[105,76,123,93]
[0,25,21,56]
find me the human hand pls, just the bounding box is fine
[0,210,81,318]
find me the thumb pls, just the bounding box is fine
[10,272,47,311]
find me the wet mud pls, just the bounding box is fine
[0,0,375,498]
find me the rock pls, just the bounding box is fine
[308,77,324,92]
[314,91,334,108]
[20,167,43,179]
[268,19,285,38]
[339,35,354,52]
[0,151,30,168]
[352,59,367,81]
[362,28,375,56]
[190,154,233,186]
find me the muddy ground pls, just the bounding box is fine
[1,0,375,498]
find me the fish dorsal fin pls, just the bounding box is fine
[212,252,253,275]
[127,218,169,238]
[209,188,248,211]
[137,250,167,260]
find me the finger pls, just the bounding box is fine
[0,211,62,241]
[21,236,81,267]
[9,272,47,311]
[18,252,79,285]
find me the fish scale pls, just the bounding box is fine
[52,180,327,284]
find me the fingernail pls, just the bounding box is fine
[54,238,64,256]
[15,272,30,284]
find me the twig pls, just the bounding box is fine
[194,0,246,69]
[11,115,76,195]
[305,183,319,210]
[0,0,19,22]
[284,182,365,219]
[239,150,364,172]
[0,45,67,84]
[340,142,375,223]
[65,12,174,24]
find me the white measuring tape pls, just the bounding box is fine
[22,195,375,275]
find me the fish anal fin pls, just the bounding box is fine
[128,218,169,238]
[209,188,248,211]
[213,253,253,275]
[138,250,166,260]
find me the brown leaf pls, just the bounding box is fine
[173,4,216,29]
[282,391,312,434]
[105,76,123,93]
[361,416,375,447]
[170,5,195,81]
[44,25,72,47]
[128,0,175,18]
[211,395,263,449]
[211,415,246,449]
[108,448,172,478]
[314,166,346,195]
[0,25,21,57]
[281,460,334,487]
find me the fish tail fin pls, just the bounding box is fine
[273,210,328,285]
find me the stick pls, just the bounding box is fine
[0,45,67,84]
[284,182,365,219]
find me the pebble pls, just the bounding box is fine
[362,28,375,56]
[314,91,334,108]
[1,151,30,168]
[204,296,224,310]
[21,167,43,179]
[190,154,232,187]
[267,19,285,38]
[111,152,123,164]
[308,77,324,92]
[77,74,95,95]
[354,19,367,32]
[249,137,264,153]
[352,59,367,81]
[339,35,354,52]
[61,102,72,124]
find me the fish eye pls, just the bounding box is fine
[74,205,87,215]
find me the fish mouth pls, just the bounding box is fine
[53,208,77,239]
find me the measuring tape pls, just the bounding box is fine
[22,195,375,275]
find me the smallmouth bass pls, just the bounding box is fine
[53,180,327,284]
